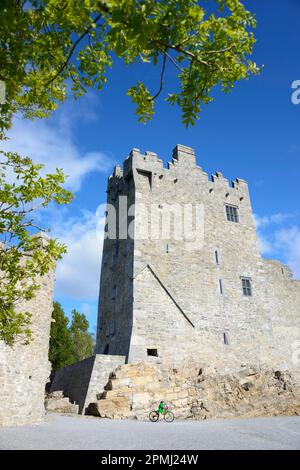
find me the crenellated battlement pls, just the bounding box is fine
[107,145,249,201]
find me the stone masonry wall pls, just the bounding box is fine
[96,164,135,358]
[0,264,55,426]
[50,354,125,413]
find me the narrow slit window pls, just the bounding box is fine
[112,285,117,299]
[223,332,229,345]
[219,279,223,295]
[111,320,116,337]
[215,250,220,265]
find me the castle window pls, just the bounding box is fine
[112,285,117,299]
[215,250,220,265]
[225,204,239,223]
[147,348,158,357]
[111,320,116,337]
[241,277,252,296]
[223,332,229,345]
[166,244,169,253]
[219,279,223,295]
[113,241,119,262]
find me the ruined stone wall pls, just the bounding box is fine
[0,265,55,426]
[50,354,125,413]
[86,362,300,421]
[96,145,300,375]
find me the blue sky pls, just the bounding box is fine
[4,0,300,332]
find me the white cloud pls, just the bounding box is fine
[1,95,112,192]
[254,212,296,229]
[0,93,114,299]
[52,205,106,299]
[257,232,273,255]
[274,227,300,279]
[255,212,300,279]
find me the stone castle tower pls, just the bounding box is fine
[96,144,300,370]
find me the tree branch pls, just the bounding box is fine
[165,51,184,73]
[202,43,235,55]
[151,52,167,101]
[44,12,103,88]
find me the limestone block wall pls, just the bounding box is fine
[50,354,125,413]
[96,164,135,358]
[86,362,300,421]
[0,268,55,426]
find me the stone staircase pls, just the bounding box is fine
[86,362,194,420]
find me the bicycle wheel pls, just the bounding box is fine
[149,410,159,422]
[164,411,174,423]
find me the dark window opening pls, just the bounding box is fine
[219,279,223,295]
[225,205,239,223]
[223,332,229,345]
[111,320,116,337]
[112,285,117,299]
[104,344,109,355]
[147,348,158,357]
[112,241,119,263]
[115,241,119,258]
[241,277,252,296]
[215,250,220,265]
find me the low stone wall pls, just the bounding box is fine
[50,354,125,413]
[45,391,79,414]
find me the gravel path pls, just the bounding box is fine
[1,414,300,450]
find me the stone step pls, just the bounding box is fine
[86,397,131,419]
[112,364,156,379]
[104,374,156,392]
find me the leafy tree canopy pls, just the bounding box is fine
[49,302,95,372]
[49,301,73,371]
[69,309,95,364]
[0,152,73,345]
[0,0,260,133]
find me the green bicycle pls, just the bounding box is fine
[149,401,175,423]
